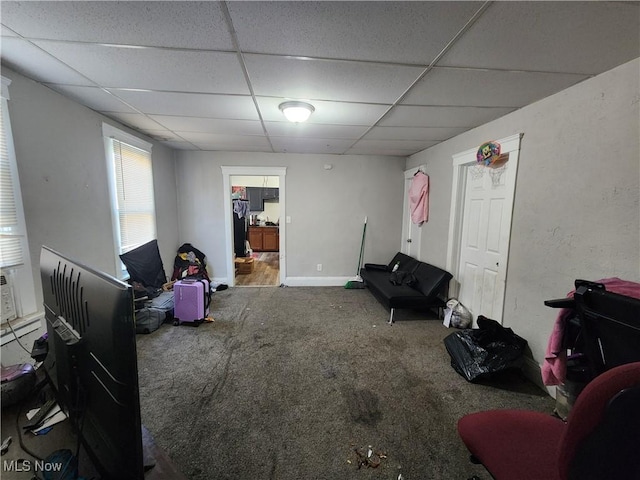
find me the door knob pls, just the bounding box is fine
[407,239,412,243]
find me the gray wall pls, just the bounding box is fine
[5,56,637,384]
[407,58,640,376]
[4,69,180,309]
[174,151,406,281]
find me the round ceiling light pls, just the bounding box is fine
[279,101,315,123]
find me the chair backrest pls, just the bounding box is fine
[574,284,640,377]
[119,239,167,289]
[558,362,640,479]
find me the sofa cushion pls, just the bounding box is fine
[387,252,420,273]
[360,268,435,309]
[413,263,452,299]
[363,263,389,272]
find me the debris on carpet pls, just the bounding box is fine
[353,445,387,469]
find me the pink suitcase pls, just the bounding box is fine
[173,278,210,326]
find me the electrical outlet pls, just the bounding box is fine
[317,264,322,272]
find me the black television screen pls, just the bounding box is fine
[40,246,144,479]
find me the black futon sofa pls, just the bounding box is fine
[360,252,453,324]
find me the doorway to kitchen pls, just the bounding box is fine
[221,166,287,287]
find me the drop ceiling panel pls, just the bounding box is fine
[380,105,516,128]
[177,132,271,150]
[1,1,233,50]
[1,37,94,86]
[32,41,249,94]
[104,112,167,131]
[1,1,637,157]
[161,141,197,150]
[364,126,468,142]
[352,138,439,153]
[245,54,425,104]
[345,145,424,157]
[149,115,264,136]
[1,25,18,36]
[264,122,368,139]
[439,2,640,74]
[256,97,389,125]
[44,85,137,113]
[270,137,355,154]
[402,67,588,107]
[143,130,187,142]
[228,1,481,64]
[106,90,260,120]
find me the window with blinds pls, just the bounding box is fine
[0,95,24,268]
[106,135,156,256]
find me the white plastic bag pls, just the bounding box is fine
[443,298,472,329]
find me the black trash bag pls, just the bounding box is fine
[444,315,528,382]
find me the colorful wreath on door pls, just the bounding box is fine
[476,141,501,167]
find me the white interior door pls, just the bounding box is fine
[458,165,508,322]
[401,166,425,259]
[447,134,521,325]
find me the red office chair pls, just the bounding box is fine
[457,362,640,480]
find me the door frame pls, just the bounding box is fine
[445,133,522,308]
[221,166,287,287]
[401,165,426,258]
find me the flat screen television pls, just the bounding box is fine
[40,246,145,479]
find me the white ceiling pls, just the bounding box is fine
[1,1,638,156]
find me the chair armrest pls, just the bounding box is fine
[544,298,575,309]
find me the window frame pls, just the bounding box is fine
[102,123,155,279]
[0,75,39,331]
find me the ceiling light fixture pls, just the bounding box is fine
[279,101,315,123]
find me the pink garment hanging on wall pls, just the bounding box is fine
[409,171,429,225]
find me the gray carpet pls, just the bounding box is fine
[136,286,554,480]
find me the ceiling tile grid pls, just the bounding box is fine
[1,1,638,156]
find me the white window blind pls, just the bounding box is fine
[0,96,24,268]
[106,135,156,255]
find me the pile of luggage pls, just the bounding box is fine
[120,241,212,333]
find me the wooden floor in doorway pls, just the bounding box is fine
[235,252,279,286]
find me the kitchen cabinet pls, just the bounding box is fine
[246,187,263,211]
[263,228,279,251]
[248,226,279,252]
[248,228,263,251]
[262,188,279,200]
[246,187,279,211]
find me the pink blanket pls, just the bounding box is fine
[542,277,640,385]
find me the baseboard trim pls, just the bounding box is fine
[284,276,353,287]
[521,356,554,396]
